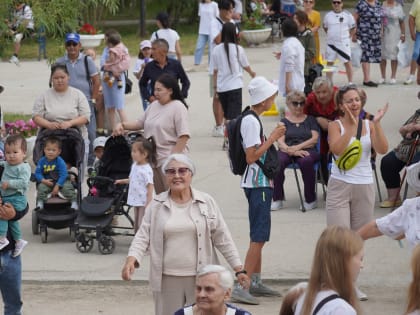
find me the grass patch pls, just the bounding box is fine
[4,113,32,123]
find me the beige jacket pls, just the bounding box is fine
[127,187,242,292]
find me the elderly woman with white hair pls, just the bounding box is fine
[121,154,249,315]
[174,264,252,315]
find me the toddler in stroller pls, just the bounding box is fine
[75,135,135,254]
[32,128,84,243]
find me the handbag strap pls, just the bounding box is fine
[356,118,362,140]
[312,294,340,315]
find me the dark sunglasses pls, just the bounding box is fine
[291,101,305,107]
[65,41,79,47]
[332,1,342,4]
[165,167,191,176]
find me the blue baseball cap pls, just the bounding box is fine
[65,33,80,44]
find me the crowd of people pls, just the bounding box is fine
[2,0,420,315]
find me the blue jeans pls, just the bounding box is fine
[194,34,210,65]
[0,251,22,315]
[87,100,97,166]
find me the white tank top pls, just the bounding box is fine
[330,119,373,184]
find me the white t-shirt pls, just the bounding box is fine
[295,290,356,315]
[150,28,180,54]
[198,2,219,35]
[376,197,420,249]
[133,57,153,76]
[233,0,243,23]
[323,10,355,45]
[212,43,249,92]
[14,4,34,30]
[209,17,237,73]
[240,114,272,188]
[278,37,305,96]
[127,163,154,207]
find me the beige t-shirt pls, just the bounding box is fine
[163,200,197,276]
[32,87,91,138]
[138,100,190,167]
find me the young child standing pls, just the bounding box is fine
[115,137,156,232]
[34,136,77,210]
[133,40,153,111]
[0,135,31,256]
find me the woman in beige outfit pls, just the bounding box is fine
[121,154,249,315]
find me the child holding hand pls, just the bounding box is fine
[115,137,156,232]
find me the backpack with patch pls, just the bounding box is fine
[227,107,280,179]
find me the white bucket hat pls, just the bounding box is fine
[93,136,108,150]
[406,161,420,192]
[248,76,278,106]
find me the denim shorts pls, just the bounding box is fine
[244,187,272,242]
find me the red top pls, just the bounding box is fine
[304,86,339,154]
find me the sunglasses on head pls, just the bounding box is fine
[65,41,78,47]
[291,101,305,107]
[164,167,191,176]
[338,84,358,93]
[332,1,342,4]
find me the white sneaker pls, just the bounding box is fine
[0,238,10,250]
[211,125,224,137]
[356,287,368,301]
[46,193,52,199]
[9,55,20,66]
[389,78,397,85]
[12,239,28,257]
[57,192,68,200]
[36,200,44,209]
[300,200,317,211]
[271,200,283,211]
[378,78,385,84]
[404,75,415,85]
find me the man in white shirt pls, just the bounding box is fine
[323,0,356,84]
[277,19,305,97]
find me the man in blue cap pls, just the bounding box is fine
[57,33,100,169]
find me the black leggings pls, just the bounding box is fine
[380,150,420,189]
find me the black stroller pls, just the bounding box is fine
[75,135,135,255]
[31,128,84,243]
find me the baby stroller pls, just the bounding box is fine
[31,128,84,243]
[75,135,135,255]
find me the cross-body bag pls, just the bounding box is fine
[312,294,340,315]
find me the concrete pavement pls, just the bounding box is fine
[0,24,418,313]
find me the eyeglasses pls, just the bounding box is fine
[291,101,305,107]
[332,1,342,4]
[65,41,78,47]
[165,167,191,176]
[304,0,313,3]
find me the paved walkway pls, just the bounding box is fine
[0,17,418,313]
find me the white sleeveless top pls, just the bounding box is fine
[330,119,373,184]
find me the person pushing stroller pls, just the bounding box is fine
[34,136,77,210]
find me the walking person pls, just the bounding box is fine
[212,22,256,149]
[194,0,219,66]
[133,40,153,111]
[404,0,420,85]
[379,0,405,85]
[231,77,286,304]
[151,12,182,62]
[56,32,100,168]
[303,0,321,64]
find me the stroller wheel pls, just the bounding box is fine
[69,226,76,242]
[98,235,115,255]
[76,233,94,253]
[40,226,48,243]
[32,210,40,235]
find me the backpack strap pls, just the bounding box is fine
[84,55,92,89]
[312,294,340,315]
[216,17,224,25]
